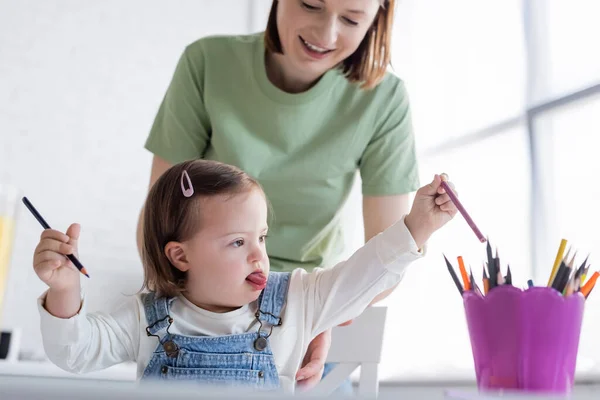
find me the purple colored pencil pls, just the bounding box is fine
[440,180,486,243]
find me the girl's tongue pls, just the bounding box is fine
[246,272,267,290]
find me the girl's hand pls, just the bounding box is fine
[33,223,81,291]
[404,174,458,248]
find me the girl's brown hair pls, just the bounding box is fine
[141,159,262,297]
[264,0,395,90]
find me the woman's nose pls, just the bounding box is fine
[315,17,338,48]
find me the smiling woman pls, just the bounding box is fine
[138,0,418,391]
[265,0,392,90]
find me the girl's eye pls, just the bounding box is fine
[259,235,269,243]
[232,239,244,248]
[343,17,358,26]
[302,2,320,11]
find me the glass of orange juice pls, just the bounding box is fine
[0,184,19,329]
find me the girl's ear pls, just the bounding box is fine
[164,241,190,272]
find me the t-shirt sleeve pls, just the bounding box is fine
[359,79,420,196]
[144,43,211,164]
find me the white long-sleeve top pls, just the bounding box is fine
[38,217,424,393]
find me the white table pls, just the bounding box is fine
[1,360,598,399]
[0,359,136,381]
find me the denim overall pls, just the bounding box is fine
[140,272,290,390]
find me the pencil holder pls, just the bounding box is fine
[463,285,585,394]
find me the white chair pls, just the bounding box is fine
[310,307,387,398]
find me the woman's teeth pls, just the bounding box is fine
[302,38,329,53]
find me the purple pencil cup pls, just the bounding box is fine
[463,285,585,394]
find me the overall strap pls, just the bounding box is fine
[142,292,176,336]
[256,272,291,325]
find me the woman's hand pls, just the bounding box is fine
[404,174,458,248]
[296,329,332,389]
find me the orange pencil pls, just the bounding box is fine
[580,271,599,299]
[457,256,470,291]
[482,264,489,295]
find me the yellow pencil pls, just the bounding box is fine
[581,266,590,287]
[547,239,568,286]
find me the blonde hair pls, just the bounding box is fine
[141,160,262,298]
[264,0,395,89]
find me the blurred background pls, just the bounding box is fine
[0,0,598,385]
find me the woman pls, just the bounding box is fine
[137,0,419,390]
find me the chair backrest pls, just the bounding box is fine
[310,306,387,398]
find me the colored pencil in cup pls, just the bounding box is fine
[444,254,464,295]
[482,265,490,295]
[22,197,90,278]
[575,257,587,284]
[580,271,599,299]
[486,242,496,289]
[562,255,577,295]
[565,277,577,296]
[561,252,577,293]
[551,261,568,292]
[505,265,512,285]
[579,257,590,285]
[469,267,480,295]
[457,256,470,291]
[547,239,568,286]
[494,249,502,285]
[497,270,505,286]
[581,266,590,287]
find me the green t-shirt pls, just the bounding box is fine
[145,33,420,272]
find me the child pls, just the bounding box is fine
[34,160,457,392]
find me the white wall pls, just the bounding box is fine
[0,0,255,359]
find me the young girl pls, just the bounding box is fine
[34,160,457,392]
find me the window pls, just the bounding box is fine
[529,0,600,103]
[531,93,600,374]
[370,0,599,382]
[378,127,533,380]
[391,0,525,150]
[531,93,600,279]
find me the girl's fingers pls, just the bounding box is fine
[40,229,70,243]
[436,188,458,204]
[65,223,80,239]
[437,180,456,195]
[435,194,451,205]
[34,250,67,265]
[35,239,74,256]
[440,202,458,213]
[34,252,78,274]
[65,223,81,247]
[34,259,61,274]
